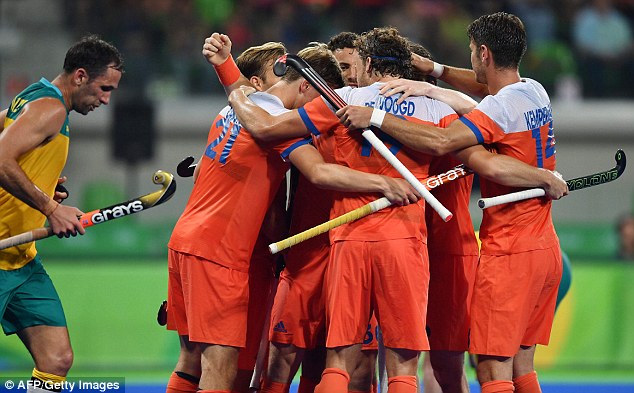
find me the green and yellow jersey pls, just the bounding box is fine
[0,78,70,270]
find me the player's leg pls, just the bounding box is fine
[3,257,73,391]
[422,352,442,393]
[297,346,326,393]
[199,344,241,391]
[383,347,419,393]
[512,345,540,393]
[428,350,469,393]
[314,344,363,393]
[475,355,514,393]
[349,315,379,393]
[167,336,201,393]
[260,342,304,393]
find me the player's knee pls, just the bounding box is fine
[38,348,74,376]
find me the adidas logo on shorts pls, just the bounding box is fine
[273,321,287,333]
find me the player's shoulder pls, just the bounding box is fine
[250,92,289,115]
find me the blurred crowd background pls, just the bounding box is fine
[57,0,634,99]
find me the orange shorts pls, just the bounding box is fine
[238,246,277,370]
[166,249,249,346]
[426,254,478,351]
[269,240,329,349]
[469,246,562,357]
[325,238,429,351]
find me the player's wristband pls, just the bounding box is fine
[214,55,240,86]
[430,62,445,78]
[370,108,386,129]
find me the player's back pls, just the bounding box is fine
[463,78,559,254]
[169,93,306,271]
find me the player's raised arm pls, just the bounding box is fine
[288,143,420,206]
[203,33,251,94]
[229,86,309,141]
[411,52,489,98]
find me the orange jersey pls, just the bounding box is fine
[168,94,309,272]
[460,78,559,255]
[425,150,478,257]
[299,83,456,242]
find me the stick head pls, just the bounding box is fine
[615,149,626,177]
[273,54,309,77]
[151,170,177,205]
[177,156,196,177]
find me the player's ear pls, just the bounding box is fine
[74,68,89,86]
[299,79,311,94]
[250,76,264,91]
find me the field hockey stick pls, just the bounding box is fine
[273,54,453,222]
[177,156,197,177]
[478,149,626,209]
[249,276,279,390]
[269,164,472,254]
[0,170,177,250]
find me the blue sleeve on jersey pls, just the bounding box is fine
[280,137,312,161]
[298,107,322,136]
[458,117,484,144]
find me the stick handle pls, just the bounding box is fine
[269,197,392,254]
[361,129,453,222]
[478,188,546,209]
[0,227,54,250]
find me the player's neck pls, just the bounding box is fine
[486,68,521,95]
[51,75,73,112]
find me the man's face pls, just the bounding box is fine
[74,65,121,115]
[470,40,486,85]
[257,59,283,91]
[354,54,372,88]
[333,47,358,87]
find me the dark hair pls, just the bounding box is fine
[406,41,436,85]
[467,12,526,69]
[356,27,411,78]
[236,42,286,80]
[328,32,359,51]
[284,43,344,89]
[63,34,124,78]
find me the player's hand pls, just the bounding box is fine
[336,105,374,130]
[379,79,435,104]
[46,202,86,238]
[411,52,435,75]
[381,177,421,206]
[202,32,232,66]
[228,85,257,105]
[54,176,69,203]
[542,169,569,200]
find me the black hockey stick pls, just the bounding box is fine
[478,149,626,208]
[273,54,453,222]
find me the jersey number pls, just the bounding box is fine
[531,121,555,168]
[205,113,241,164]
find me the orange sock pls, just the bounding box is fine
[481,380,515,393]
[387,375,417,393]
[260,378,290,393]
[298,376,319,393]
[349,390,372,393]
[513,371,541,393]
[166,372,198,393]
[314,368,350,393]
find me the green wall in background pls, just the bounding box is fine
[1,258,633,378]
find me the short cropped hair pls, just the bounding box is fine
[327,32,359,51]
[236,42,287,80]
[63,34,123,78]
[467,12,527,69]
[356,27,411,78]
[284,43,344,89]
